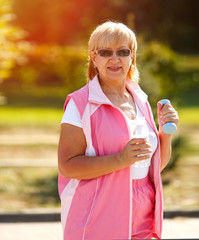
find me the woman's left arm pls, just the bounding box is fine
[157,102,179,172]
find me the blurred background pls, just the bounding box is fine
[0,0,198,217]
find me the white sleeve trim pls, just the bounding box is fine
[61,98,82,128]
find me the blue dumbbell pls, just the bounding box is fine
[159,99,177,134]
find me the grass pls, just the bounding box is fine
[161,110,199,210]
[0,167,60,211]
[0,106,63,127]
[178,107,199,125]
[0,105,198,127]
[162,151,199,209]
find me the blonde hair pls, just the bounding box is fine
[87,21,139,83]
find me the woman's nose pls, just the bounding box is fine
[109,52,120,62]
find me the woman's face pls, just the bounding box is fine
[91,44,133,83]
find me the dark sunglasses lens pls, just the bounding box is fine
[98,49,112,57]
[117,49,130,56]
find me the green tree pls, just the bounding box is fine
[137,39,178,105]
[0,0,28,82]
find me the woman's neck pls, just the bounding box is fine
[98,76,127,98]
[98,75,132,107]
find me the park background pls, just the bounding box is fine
[0,0,198,219]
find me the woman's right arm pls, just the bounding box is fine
[58,123,152,180]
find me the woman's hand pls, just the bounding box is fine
[117,138,152,167]
[157,102,179,171]
[157,102,179,135]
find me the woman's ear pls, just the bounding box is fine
[90,51,97,66]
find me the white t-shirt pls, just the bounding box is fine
[61,98,158,179]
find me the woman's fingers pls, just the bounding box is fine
[129,138,151,146]
[162,115,179,125]
[129,137,147,143]
[119,138,153,167]
[128,138,152,161]
[160,108,179,125]
[157,102,163,116]
[158,103,179,126]
[132,148,152,157]
[134,154,151,161]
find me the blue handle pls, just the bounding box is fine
[159,99,177,134]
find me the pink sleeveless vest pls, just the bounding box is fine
[58,76,163,239]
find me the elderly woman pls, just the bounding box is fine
[58,21,179,239]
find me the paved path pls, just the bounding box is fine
[0,132,59,145]
[0,158,57,167]
[0,130,58,167]
[0,217,198,239]
[163,217,199,238]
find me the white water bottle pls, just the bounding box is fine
[159,99,177,134]
[134,117,151,168]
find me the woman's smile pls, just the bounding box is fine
[107,66,122,72]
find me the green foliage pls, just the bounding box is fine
[2,45,88,97]
[3,40,179,101]
[0,0,28,81]
[164,135,187,171]
[137,40,178,106]
[175,54,199,107]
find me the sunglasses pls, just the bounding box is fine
[95,48,131,57]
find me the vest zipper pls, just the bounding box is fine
[110,105,133,238]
